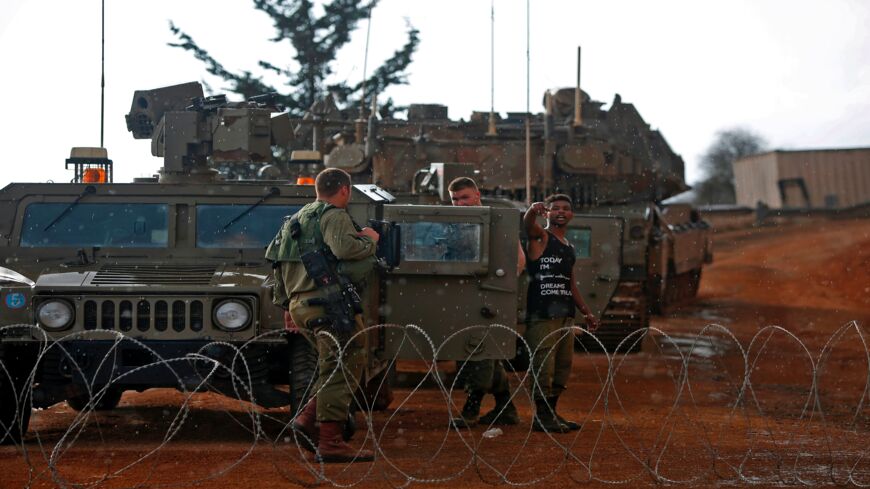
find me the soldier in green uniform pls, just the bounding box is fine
[266,168,379,463]
[448,177,525,428]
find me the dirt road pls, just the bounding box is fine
[2,219,869,488]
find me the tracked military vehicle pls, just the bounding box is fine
[0,83,521,444]
[313,71,712,353]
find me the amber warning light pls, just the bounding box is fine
[82,168,107,183]
[67,147,113,184]
[296,177,315,185]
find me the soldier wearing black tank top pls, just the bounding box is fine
[524,194,599,433]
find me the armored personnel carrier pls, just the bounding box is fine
[317,85,712,353]
[0,83,521,444]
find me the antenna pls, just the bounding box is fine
[486,0,497,136]
[524,0,531,205]
[574,45,583,126]
[356,6,374,143]
[100,0,106,148]
[360,5,373,118]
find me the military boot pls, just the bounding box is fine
[450,390,484,428]
[315,421,375,463]
[478,391,520,426]
[292,398,318,453]
[532,398,569,433]
[548,396,580,431]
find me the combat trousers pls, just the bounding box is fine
[525,317,574,400]
[289,291,366,422]
[456,359,509,394]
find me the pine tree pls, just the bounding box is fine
[169,0,419,118]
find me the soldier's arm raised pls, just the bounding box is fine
[321,210,377,260]
[523,202,547,239]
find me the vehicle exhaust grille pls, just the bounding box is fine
[90,265,217,286]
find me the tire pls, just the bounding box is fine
[66,387,124,412]
[288,334,318,417]
[0,349,35,445]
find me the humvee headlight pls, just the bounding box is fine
[213,300,251,331]
[37,300,74,330]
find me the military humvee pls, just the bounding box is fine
[0,84,521,444]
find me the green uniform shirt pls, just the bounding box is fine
[270,201,376,306]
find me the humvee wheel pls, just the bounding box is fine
[288,334,317,416]
[0,351,35,445]
[67,387,124,412]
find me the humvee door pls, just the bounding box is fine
[565,215,623,318]
[380,205,519,361]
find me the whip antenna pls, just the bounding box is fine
[360,6,373,118]
[486,0,497,136]
[356,6,373,143]
[100,0,106,147]
[524,0,531,205]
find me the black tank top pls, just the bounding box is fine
[526,231,577,320]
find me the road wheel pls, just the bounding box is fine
[67,387,124,412]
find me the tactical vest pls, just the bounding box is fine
[265,200,374,284]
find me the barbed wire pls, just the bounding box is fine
[1,321,868,487]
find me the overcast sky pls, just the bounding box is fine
[1,0,868,188]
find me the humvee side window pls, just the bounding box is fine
[401,222,482,262]
[196,205,301,249]
[20,203,169,248]
[566,228,592,259]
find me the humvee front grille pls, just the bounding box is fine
[83,298,206,332]
[90,265,217,286]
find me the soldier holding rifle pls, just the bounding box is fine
[267,168,379,463]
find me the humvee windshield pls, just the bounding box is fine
[20,203,169,248]
[400,222,482,262]
[196,205,300,249]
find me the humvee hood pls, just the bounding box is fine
[33,263,266,291]
[0,266,35,286]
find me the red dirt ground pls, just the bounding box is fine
[2,219,869,488]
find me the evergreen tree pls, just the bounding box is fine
[169,0,419,118]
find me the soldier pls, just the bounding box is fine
[524,194,599,432]
[267,168,379,463]
[448,177,525,428]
